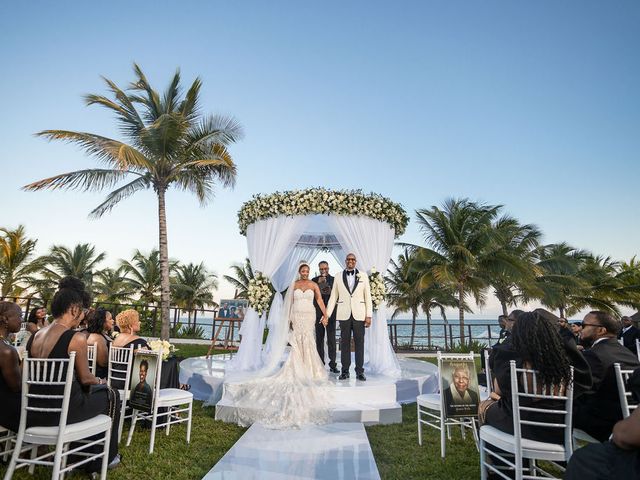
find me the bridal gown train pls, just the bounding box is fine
[225,288,332,428]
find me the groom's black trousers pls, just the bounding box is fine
[339,316,365,375]
[315,315,337,369]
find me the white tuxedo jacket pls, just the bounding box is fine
[326,269,373,321]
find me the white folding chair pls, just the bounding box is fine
[636,339,640,362]
[87,344,97,375]
[614,362,639,419]
[126,350,193,453]
[484,349,493,393]
[416,351,483,458]
[479,361,574,480]
[0,426,17,462]
[4,352,112,480]
[107,345,134,443]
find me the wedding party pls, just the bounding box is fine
[1,1,639,479]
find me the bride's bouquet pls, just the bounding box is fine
[368,268,386,310]
[149,339,177,361]
[248,273,275,316]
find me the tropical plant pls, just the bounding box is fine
[24,64,243,339]
[223,258,254,299]
[411,198,505,344]
[120,249,167,305]
[0,225,42,298]
[482,216,542,315]
[93,266,133,303]
[172,262,218,328]
[40,243,106,288]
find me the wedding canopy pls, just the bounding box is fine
[226,188,409,378]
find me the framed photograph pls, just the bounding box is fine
[441,359,480,418]
[129,351,158,413]
[217,299,248,320]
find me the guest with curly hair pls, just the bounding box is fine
[480,310,589,444]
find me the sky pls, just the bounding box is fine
[1,1,639,319]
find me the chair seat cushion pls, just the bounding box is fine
[480,425,566,458]
[157,388,193,406]
[25,414,111,444]
[417,393,441,410]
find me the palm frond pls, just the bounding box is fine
[23,168,129,192]
[89,175,152,218]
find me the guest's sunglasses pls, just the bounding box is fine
[581,322,604,329]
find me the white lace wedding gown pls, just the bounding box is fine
[225,288,331,428]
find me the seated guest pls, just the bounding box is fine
[112,309,184,390]
[619,316,640,355]
[480,311,584,444]
[566,406,640,479]
[86,307,114,378]
[571,322,583,346]
[112,309,149,350]
[574,311,640,442]
[0,301,23,432]
[487,309,524,372]
[26,277,120,470]
[26,306,49,334]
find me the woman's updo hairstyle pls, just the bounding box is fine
[50,276,92,318]
[298,261,310,273]
[86,307,110,334]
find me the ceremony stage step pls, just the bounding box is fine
[180,354,439,416]
[202,422,380,480]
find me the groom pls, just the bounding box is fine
[326,253,373,381]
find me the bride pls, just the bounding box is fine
[225,262,332,428]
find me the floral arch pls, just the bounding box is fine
[227,188,409,378]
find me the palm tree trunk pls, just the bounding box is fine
[458,283,465,345]
[501,301,508,317]
[157,187,171,340]
[410,309,417,347]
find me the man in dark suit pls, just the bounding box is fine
[574,311,640,441]
[619,316,640,355]
[312,261,339,373]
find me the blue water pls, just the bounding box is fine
[178,316,501,348]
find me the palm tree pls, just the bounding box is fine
[93,266,133,303]
[0,226,42,298]
[412,198,504,344]
[172,262,218,328]
[23,64,243,339]
[483,216,542,316]
[223,258,254,299]
[386,250,422,346]
[120,249,167,305]
[532,242,591,317]
[41,243,106,288]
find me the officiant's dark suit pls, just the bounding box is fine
[312,272,338,371]
[574,337,640,441]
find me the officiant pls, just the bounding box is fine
[312,261,339,373]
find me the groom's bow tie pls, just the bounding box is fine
[346,270,355,276]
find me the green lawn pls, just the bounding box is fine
[1,346,484,479]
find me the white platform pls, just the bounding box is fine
[202,422,380,480]
[180,353,438,425]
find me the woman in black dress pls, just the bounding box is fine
[86,307,114,378]
[26,277,120,470]
[112,309,182,389]
[0,301,23,432]
[480,310,579,444]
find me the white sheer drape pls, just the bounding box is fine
[327,215,401,377]
[262,245,316,366]
[226,216,310,372]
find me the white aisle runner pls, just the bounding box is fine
[202,422,381,480]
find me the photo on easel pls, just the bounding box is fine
[441,359,480,418]
[216,299,248,320]
[129,351,158,413]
